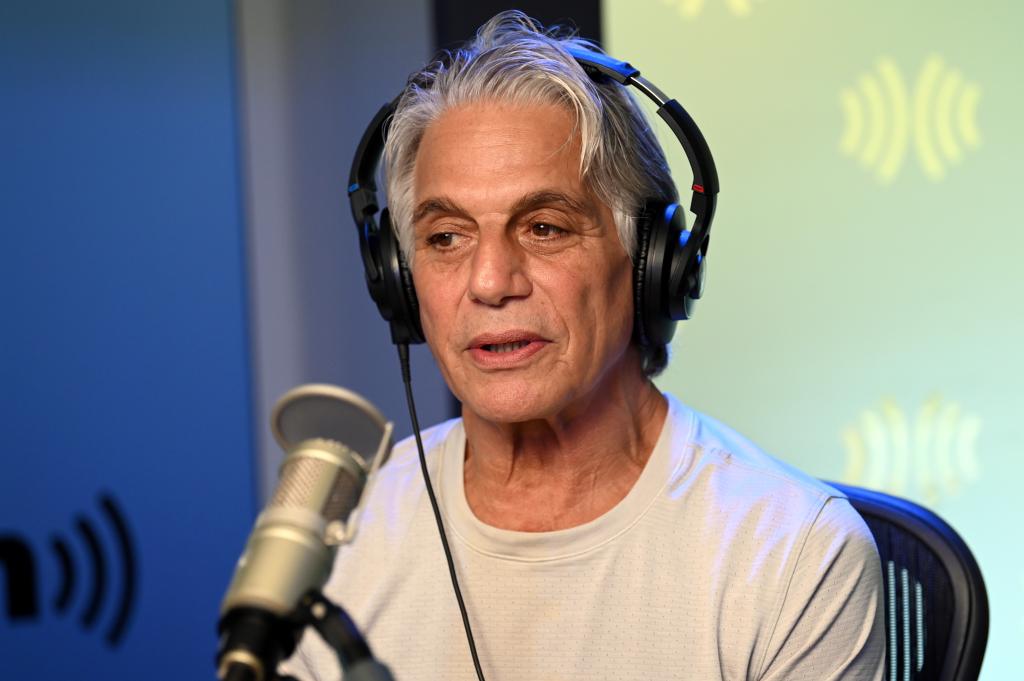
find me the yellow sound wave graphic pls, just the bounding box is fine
[658,0,767,19]
[839,56,981,183]
[841,395,981,506]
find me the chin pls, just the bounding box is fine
[459,378,567,424]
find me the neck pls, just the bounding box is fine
[461,356,667,532]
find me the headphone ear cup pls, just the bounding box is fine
[666,207,705,323]
[375,209,425,344]
[394,237,424,344]
[632,209,654,348]
[678,249,705,321]
[637,201,679,348]
[630,208,655,348]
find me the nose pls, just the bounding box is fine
[467,232,531,306]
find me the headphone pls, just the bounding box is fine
[348,47,719,349]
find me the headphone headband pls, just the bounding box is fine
[564,47,718,280]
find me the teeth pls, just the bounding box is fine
[485,341,530,353]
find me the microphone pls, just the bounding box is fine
[217,384,394,681]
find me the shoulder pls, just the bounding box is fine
[679,394,840,501]
[664,394,872,551]
[349,417,462,534]
[370,417,462,491]
[664,397,883,675]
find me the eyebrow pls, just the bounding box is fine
[510,190,592,219]
[412,189,594,226]
[412,197,467,225]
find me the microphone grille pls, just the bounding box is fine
[268,384,392,533]
[322,470,363,522]
[270,453,363,523]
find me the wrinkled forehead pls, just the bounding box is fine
[411,101,597,214]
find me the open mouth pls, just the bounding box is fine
[482,340,531,353]
[468,332,549,366]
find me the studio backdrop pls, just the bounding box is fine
[3,1,1019,679]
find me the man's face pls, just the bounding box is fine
[411,101,636,423]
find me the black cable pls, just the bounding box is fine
[396,343,487,681]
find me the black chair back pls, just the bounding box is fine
[828,483,988,681]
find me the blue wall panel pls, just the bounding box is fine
[1,1,255,677]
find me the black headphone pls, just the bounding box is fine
[348,47,719,349]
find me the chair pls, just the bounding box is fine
[827,483,989,681]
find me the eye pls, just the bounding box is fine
[530,223,567,238]
[426,232,460,249]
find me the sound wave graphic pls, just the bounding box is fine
[50,494,137,645]
[658,0,768,19]
[840,395,981,506]
[840,56,982,183]
[0,492,137,647]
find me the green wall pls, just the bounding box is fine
[604,1,1022,677]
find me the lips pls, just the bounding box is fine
[483,340,531,353]
[467,331,550,367]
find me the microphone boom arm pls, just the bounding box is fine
[218,589,396,681]
[289,590,395,681]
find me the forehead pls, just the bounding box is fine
[413,101,588,208]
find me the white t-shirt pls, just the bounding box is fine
[281,394,885,680]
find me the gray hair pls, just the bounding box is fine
[383,10,677,375]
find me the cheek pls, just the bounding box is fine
[413,267,466,354]
[615,269,637,334]
[595,260,636,343]
[558,260,634,358]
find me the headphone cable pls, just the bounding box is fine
[397,343,487,681]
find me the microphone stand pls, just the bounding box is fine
[218,590,396,681]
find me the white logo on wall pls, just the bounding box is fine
[839,55,982,183]
[658,0,768,18]
[841,395,981,506]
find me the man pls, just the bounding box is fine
[283,11,884,680]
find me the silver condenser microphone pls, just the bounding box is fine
[217,384,393,681]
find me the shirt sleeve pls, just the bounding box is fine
[757,496,886,681]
